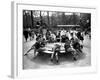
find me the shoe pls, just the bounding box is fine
[73,57,77,61]
[24,54,27,56]
[51,59,53,62]
[56,60,59,63]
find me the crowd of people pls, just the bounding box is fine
[24,28,90,63]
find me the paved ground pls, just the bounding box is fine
[23,35,91,69]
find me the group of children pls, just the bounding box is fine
[24,29,84,63]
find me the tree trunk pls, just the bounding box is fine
[31,11,34,29]
[47,11,50,27]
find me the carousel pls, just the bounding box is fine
[24,28,84,63]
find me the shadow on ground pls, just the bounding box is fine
[25,51,86,66]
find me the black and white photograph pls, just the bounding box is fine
[23,10,91,69]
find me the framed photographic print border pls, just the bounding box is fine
[11,1,97,78]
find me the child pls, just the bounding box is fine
[24,37,41,58]
[51,44,61,63]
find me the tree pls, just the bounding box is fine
[31,11,34,29]
[61,12,66,25]
[80,13,91,31]
[47,11,50,27]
